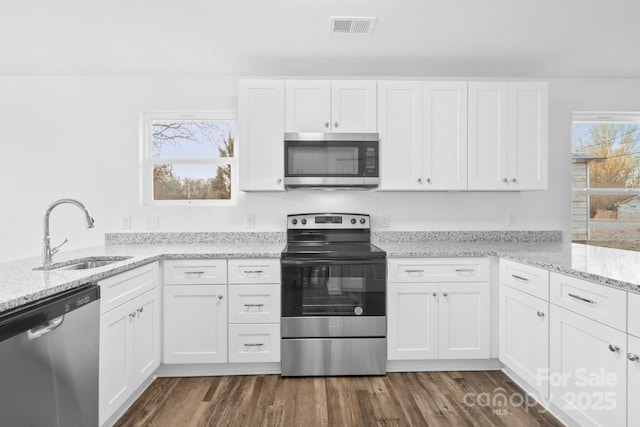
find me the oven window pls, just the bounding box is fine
[282,263,385,317]
[287,146,360,176]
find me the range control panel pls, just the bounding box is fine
[287,213,370,230]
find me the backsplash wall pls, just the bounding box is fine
[2,75,640,261]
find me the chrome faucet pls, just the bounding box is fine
[42,199,95,267]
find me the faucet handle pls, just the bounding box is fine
[51,238,69,256]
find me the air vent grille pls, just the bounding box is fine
[329,17,376,35]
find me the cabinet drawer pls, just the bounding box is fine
[500,259,549,300]
[228,284,280,324]
[163,259,227,284]
[99,262,158,315]
[228,323,280,363]
[227,259,280,284]
[629,292,640,338]
[550,272,627,331]
[387,258,489,282]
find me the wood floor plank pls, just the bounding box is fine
[115,371,564,427]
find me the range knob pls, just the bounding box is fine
[360,218,366,224]
[301,219,307,225]
[291,219,297,225]
[351,218,357,224]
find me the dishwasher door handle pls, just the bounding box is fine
[27,315,65,339]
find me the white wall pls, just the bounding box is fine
[2,75,640,262]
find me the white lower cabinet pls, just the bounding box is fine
[228,323,280,363]
[99,263,160,426]
[628,335,640,426]
[499,284,549,399]
[163,284,227,364]
[549,304,626,427]
[387,281,490,360]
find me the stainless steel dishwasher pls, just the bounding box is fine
[0,283,100,427]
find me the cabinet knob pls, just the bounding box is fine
[442,292,448,297]
[511,178,517,183]
[426,178,431,183]
[129,312,136,318]
[325,122,330,128]
[137,307,144,313]
[432,292,437,297]
[277,178,282,184]
[218,295,224,300]
[503,178,508,183]
[628,353,639,362]
[417,178,422,183]
[608,344,620,353]
[536,311,545,318]
[334,122,339,128]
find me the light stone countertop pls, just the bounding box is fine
[2,230,639,316]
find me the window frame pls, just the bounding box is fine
[140,111,237,206]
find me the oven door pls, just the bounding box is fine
[281,258,386,338]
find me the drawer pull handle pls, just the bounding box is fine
[536,311,545,318]
[568,293,595,305]
[244,303,264,311]
[609,344,620,353]
[185,271,205,276]
[456,269,475,273]
[405,269,424,274]
[511,274,529,282]
[243,270,264,275]
[244,343,264,348]
[628,353,639,362]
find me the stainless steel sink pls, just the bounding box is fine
[34,256,132,271]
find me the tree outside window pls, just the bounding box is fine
[572,114,640,251]
[141,112,236,205]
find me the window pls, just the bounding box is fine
[141,112,236,205]
[571,112,640,251]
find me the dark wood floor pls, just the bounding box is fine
[115,371,563,427]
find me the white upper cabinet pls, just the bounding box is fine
[285,80,377,133]
[468,81,548,190]
[238,79,285,191]
[378,81,467,191]
[422,81,468,190]
[377,81,423,190]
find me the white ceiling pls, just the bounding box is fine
[2,0,639,78]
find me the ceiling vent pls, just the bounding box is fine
[329,16,376,35]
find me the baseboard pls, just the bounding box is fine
[387,358,502,372]
[157,362,281,377]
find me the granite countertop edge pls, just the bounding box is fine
[2,235,640,315]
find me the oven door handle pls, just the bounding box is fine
[281,258,385,266]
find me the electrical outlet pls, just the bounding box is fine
[145,215,159,229]
[121,216,131,230]
[245,213,255,229]
[507,212,516,227]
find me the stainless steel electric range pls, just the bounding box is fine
[280,213,387,376]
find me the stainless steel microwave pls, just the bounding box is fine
[283,132,379,189]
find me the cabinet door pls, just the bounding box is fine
[238,79,285,191]
[132,287,160,389]
[285,80,331,132]
[164,285,227,364]
[508,82,548,190]
[550,305,626,427]
[422,81,468,190]
[99,301,134,425]
[438,282,490,359]
[331,80,377,132]
[499,285,549,399]
[628,335,640,427]
[377,81,423,190]
[467,82,509,190]
[387,282,439,360]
